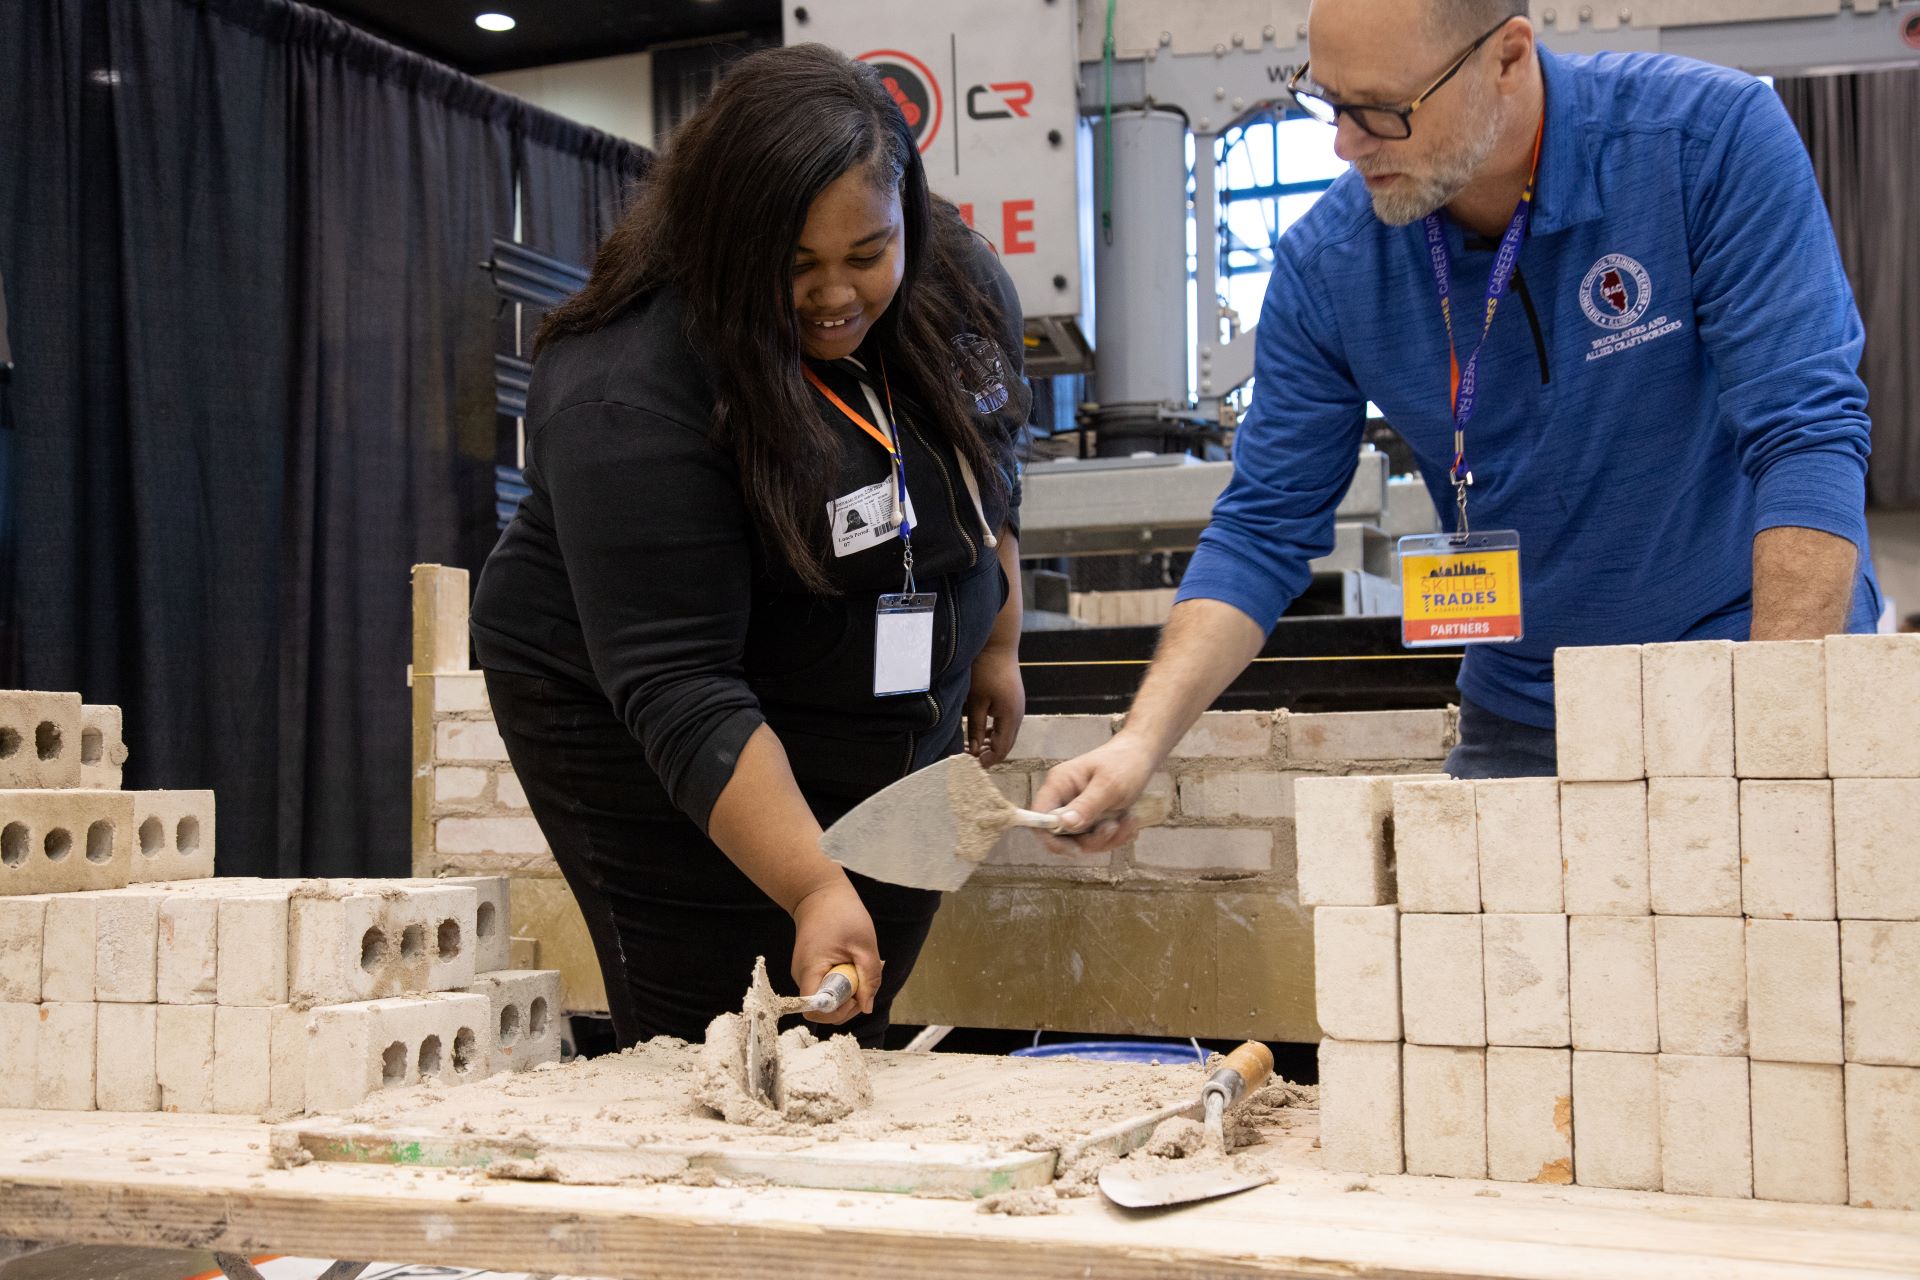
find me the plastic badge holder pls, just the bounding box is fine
[1398,529,1524,648]
[874,592,936,695]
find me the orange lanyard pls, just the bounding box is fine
[802,363,900,461]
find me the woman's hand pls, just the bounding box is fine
[964,642,1025,766]
[789,872,881,1026]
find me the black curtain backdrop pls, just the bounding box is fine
[0,0,648,877]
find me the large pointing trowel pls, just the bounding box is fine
[1094,1041,1277,1209]
[820,753,1170,892]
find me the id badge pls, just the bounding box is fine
[874,592,937,696]
[1398,530,1523,648]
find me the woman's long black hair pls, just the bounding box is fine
[538,43,1015,592]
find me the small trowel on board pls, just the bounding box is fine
[820,753,1170,891]
[742,956,860,1107]
[1091,1041,1278,1209]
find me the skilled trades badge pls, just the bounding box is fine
[1398,530,1524,648]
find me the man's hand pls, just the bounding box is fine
[789,873,880,1026]
[964,642,1025,766]
[1751,526,1858,640]
[1032,733,1161,854]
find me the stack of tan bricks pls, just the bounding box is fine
[1,688,564,1118]
[1303,635,1920,1210]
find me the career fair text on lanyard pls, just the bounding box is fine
[1398,117,1544,650]
[803,360,941,697]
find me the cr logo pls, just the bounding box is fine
[965,82,1035,119]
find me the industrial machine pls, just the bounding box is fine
[785,0,1918,706]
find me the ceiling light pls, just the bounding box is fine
[474,12,516,31]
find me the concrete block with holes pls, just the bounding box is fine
[0,691,83,789]
[441,875,511,972]
[467,969,564,1074]
[1740,780,1835,921]
[1317,1038,1403,1174]
[127,791,215,884]
[303,991,493,1114]
[78,704,129,790]
[0,895,45,1002]
[96,1001,159,1112]
[1312,906,1400,1042]
[1486,1046,1573,1185]
[0,789,135,896]
[1553,645,1644,781]
[1825,633,1920,779]
[288,882,478,1007]
[35,1001,98,1111]
[213,1003,309,1118]
[1393,780,1480,913]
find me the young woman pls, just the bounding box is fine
[470,44,1029,1050]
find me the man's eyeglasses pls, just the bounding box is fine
[1287,19,1513,140]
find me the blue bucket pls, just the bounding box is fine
[1011,1040,1205,1066]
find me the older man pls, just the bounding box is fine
[1039,0,1879,842]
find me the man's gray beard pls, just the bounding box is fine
[1365,109,1501,226]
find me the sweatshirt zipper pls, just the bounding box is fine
[903,419,978,568]
[1513,268,1551,386]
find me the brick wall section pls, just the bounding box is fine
[416,678,1456,1030]
[421,690,1456,896]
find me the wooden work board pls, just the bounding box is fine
[5,1108,1919,1280]
[275,1047,1275,1198]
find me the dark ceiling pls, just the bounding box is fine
[306,0,782,74]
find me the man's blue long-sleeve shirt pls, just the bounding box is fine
[1177,47,1880,728]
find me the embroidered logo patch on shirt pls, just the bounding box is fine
[1580,253,1653,330]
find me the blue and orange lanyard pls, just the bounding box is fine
[1422,118,1545,535]
[801,358,918,587]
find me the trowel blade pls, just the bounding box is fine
[1096,1162,1274,1209]
[742,957,781,1107]
[818,755,1008,892]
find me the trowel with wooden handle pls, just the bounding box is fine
[742,956,861,1107]
[1087,1042,1278,1209]
[819,753,1170,892]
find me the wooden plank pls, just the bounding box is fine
[3,1112,1918,1280]
[280,1123,1054,1198]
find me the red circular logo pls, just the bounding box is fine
[857,49,943,154]
[1903,10,1920,49]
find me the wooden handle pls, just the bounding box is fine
[1130,791,1172,828]
[1219,1041,1274,1089]
[825,962,860,997]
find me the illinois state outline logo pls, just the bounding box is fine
[1580,253,1653,330]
